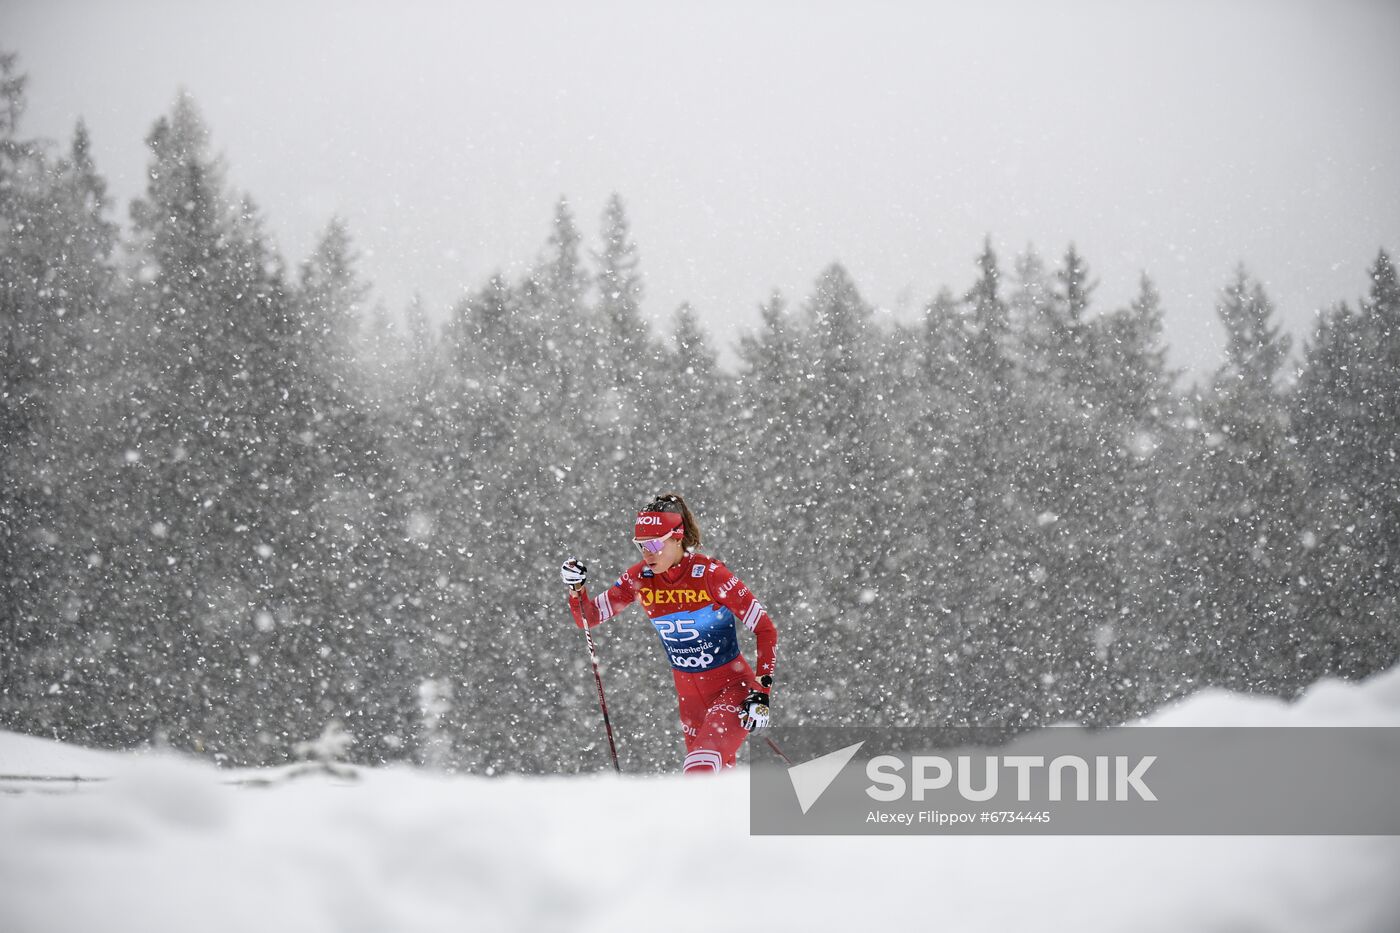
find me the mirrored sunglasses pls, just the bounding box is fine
[633,535,674,555]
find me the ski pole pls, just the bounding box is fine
[764,735,793,765]
[581,620,621,772]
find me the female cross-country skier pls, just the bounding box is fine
[560,493,778,773]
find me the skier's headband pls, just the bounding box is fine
[633,511,684,542]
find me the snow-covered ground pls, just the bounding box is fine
[4,669,1400,933]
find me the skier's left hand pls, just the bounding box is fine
[739,683,771,732]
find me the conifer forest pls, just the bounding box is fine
[2,52,1397,774]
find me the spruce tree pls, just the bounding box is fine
[594,193,649,403]
[1083,273,1183,716]
[83,92,336,757]
[291,219,414,762]
[0,58,119,738]
[1181,266,1300,693]
[1293,250,1400,679]
[949,240,1027,721]
[733,290,806,606]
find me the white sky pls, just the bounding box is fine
[5,0,1398,377]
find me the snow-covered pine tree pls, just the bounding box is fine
[291,219,415,763]
[1293,250,1400,681]
[1079,273,1183,718]
[1178,266,1300,694]
[100,92,346,760]
[733,289,807,626]
[0,57,119,741]
[594,193,649,405]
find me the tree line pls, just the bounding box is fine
[2,58,1396,772]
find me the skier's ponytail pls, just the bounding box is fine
[646,492,701,552]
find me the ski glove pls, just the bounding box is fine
[560,558,587,589]
[739,679,772,732]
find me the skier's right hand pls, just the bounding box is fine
[560,558,588,590]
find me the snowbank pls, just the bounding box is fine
[3,669,1399,933]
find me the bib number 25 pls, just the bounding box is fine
[655,616,700,643]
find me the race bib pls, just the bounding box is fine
[649,604,740,672]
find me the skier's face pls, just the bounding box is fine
[637,535,683,572]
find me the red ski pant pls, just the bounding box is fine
[673,659,755,773]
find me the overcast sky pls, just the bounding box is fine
[5,0,1398,377]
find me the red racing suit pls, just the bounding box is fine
[569,551,777,772]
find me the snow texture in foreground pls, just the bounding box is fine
[3,669,1400,933]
